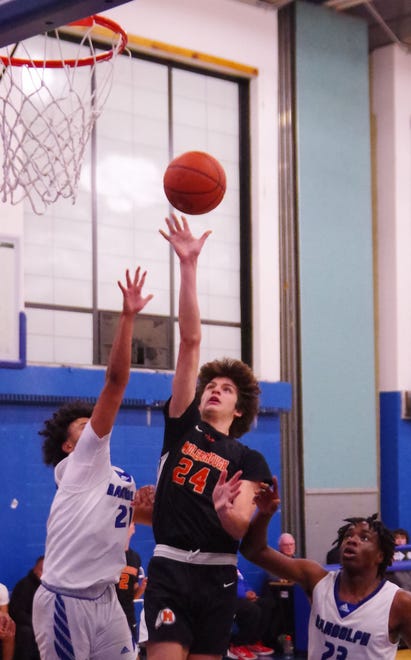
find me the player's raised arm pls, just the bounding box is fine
[91,267,153,438]
[239,476,327,595]
[159,214,211,418]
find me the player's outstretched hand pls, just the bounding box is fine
[160,213,211,263]
[212,469,243,515]
[134,484,156,509]
[0,612,15,640]
[133,484,156,525]
[118,267,153,316]
[135,576,148,600]
[253,476,281,517]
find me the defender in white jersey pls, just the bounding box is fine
[32,267,153,660]
[309,570,399,659]
[214,474,411,658]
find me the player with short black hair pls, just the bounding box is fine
[332,514,395,577]
[40,401,94,467]
[214,473,411,659]
[32,267,153,660]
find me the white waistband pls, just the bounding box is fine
[153,544,238,566]
[41,581,111,600]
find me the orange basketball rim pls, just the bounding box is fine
[0,14,128,68]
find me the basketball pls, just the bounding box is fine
[163,151,226,215]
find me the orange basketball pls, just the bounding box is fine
[163,151,226,215]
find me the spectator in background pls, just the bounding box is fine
[227,570,274,659]
[116,523,144,647]
[117,486,155,660]
[278,533,296,559]
[9,557,43,660]
[393,529,411,561]
[0,583,15,660]
[387,528,411,598]
[264,532,297,581]
[261,533,297,652]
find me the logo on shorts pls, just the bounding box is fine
[155,608,176,629]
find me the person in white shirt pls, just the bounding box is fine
[392,528,411,561]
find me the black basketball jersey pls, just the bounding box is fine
[152,398,272,554]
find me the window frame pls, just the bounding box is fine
[23,36,252,369]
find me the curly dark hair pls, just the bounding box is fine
[196,358,260,438]
[332,514,395,577]
[39,401,94,467]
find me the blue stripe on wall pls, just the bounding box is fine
[0,365,289,593]
[380,391,411,530]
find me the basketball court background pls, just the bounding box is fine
[0,0,410,632]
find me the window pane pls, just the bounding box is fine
[174,322,241,367]
[96,58,170,314]
[23,35,93,310]
[203,324,241,362]
[26,308,92,365]
[22,37,245,369]
[172,69,241,327]
[24,192,93,307]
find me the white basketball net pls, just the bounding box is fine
[0,17,127,215]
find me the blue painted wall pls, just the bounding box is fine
[380,392,411,531]
[0,365,290,594]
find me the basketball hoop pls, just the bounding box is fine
[0,15,128,215]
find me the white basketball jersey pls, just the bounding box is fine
[308,571,399,659]
[42,421,135,594]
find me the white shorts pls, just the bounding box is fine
[33,584,137,659]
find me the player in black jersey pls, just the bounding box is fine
[143,215,272,660]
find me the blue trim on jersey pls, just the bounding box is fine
[113,467,133,483]
[53,594,75,659]
[334,572,387,618]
